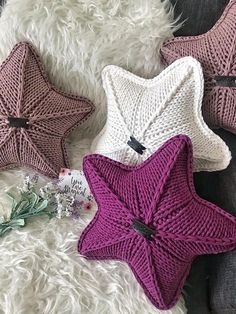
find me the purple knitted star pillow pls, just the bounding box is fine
[161,0,236,133]
[78,135,236,310]
[0,42,95,177]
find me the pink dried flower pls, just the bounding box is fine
[83,202,92,210]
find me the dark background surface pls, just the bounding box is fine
[172,0,229,36]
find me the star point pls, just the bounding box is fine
[79,135,236,310]
[0,42,95,177]
[161,0,236,133]
[92,57,231,171]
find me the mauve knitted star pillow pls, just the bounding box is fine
[92,56,231,172]
[0,42,94,177]
[161,0,236,133]
[79,135,236,310]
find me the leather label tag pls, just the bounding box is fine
[132,219,155,240]
[127,136,146,155]
[8,117,29,128]
[215,76,236,87]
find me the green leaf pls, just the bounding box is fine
[10,196,26,218]
[10,192,40,218]
[7,192,17,211]
[11,200,25,218]
[34,199,48,212]
[0,226,12,236]
[7,192,16,201]
[29,193,40,212]
[19,192,39,214]
[0,219,25,236]
[1,186,54,238]
[10,219,25,227]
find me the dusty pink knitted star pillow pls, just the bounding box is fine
[161,0,236,133]
[0,42,94,177]
[79,135,236,310]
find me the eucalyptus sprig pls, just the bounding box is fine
[0,190,54,237]
[0,174,76,237]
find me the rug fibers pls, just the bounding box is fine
[0,1,185,313]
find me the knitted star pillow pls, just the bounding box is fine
[92,57,231,172]
[0,42,94,177]
[161,0,236,133]
[79,135,236,310]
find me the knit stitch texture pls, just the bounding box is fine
[0,42,94,177]
[92,57,231,171]
[160,0,236,133]
[79,135,236,310]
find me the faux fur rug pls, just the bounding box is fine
[0,1,186,313]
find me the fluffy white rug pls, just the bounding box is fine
[0,1,186,313]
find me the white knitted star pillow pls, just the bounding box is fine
[92,56,231,171]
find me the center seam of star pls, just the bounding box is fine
[131,218,155,240]
[127,136,146,155]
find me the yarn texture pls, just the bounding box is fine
[92,57,231,171]
[0,2,187,313]
[0,42,94,178]
[160,0,236,133]
[79,135,236,310]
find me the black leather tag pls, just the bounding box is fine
[127,136,146,155]
[214,76,236,87]
[131,219,155,240]
[8,117,29,129]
